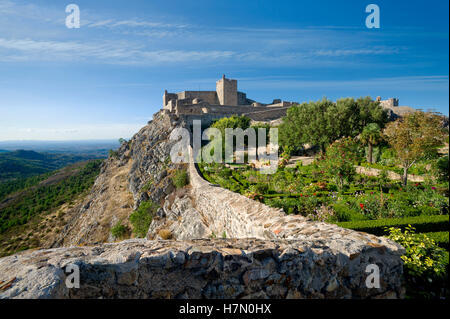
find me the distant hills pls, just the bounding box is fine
[0,149,106,182]
[0,140,120,156]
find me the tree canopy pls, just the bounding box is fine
[360,123,383,163]
[384,111,445,185]
[279,97,388,153]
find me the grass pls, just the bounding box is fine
[172,168,189,189]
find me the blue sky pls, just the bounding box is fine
[0,0,448,140]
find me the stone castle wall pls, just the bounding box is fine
[0,238,404,299]
[0,111,405,299]
[178,91,219,105]
[216,77,238,106]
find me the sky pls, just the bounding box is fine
[0,0,448,141]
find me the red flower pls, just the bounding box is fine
[313,193,317,196]
[359,203,364,209]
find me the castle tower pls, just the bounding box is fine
[216,75,238,106]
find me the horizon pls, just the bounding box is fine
[0,0,448,141]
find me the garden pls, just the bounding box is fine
[197,98,449,298]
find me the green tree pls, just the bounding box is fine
[279,98,334,153]
[210,115,251,138]
[356,96,389,129]
[318,137,358,189]
[210,115,251,158]
[384,111,445,186]
[279,97,388,155]
[360,123,383,163]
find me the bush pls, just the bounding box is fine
[337,215,449,236]
[387,225,448,298]
[433,155,449,182]
[111,222,129,239]
[129,200,159,238]
[108,149,119,159]
[332,202,365,222]
[425,231,449,250]
[265,197,299,215]
[249,182,269,194]
[172,169,189,189]
[388,225,447,277]
[318,137,358,189]
[158,229,173,240]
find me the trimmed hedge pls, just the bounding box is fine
[337,215,449,236]
[425,231,449,250]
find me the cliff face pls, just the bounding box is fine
[50,111,183,247]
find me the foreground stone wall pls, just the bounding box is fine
[0,238,403,299]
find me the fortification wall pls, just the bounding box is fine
[178,91,219,105]
[0,237,403,299]
[185,146,405,298]
[244,107,288,121]
[0,111,405,299]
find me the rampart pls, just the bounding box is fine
[0,112,405,299]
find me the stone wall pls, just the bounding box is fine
[178,91,219,105]
[0,238,403,299]
[216,76,238,106]
[0,110,406,299]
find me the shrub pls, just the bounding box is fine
[332,202,365,222]
[388,225,447,277]
[297,195,323,216]
[111,222,129,239]
[432,155,449,182]
[158,229,173,240]
[379,147,397,166]
[129,200,159,238]
[307,205,335,222]
[425,231,449,250]
[337,215,449,236]
[109,149,119,159]
[387,225,449,298]
[318,137,358,189]
[249,182,269,194]
[172,169,189,189]
[265,197,299,214]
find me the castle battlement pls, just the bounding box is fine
[162,75,297,122]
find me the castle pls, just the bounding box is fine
[377,96,399,108]
[162,75,297,123]
[162,75,418,124]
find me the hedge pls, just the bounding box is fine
[425,231,449,250]
[337,215,449,236]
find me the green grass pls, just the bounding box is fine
[337,215,449,236]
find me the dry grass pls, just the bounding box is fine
[158,229,173,240]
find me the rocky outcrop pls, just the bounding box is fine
[50,111,183,246]
[0,238,404,299]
